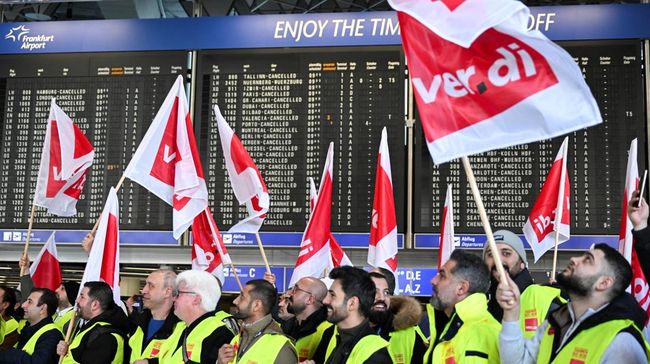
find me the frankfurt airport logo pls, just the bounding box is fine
[5,25,54,50]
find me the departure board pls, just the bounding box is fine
[0,52,187,230]
[196,48,406,232]
[413,41,646,235]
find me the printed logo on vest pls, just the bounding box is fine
[569,347,588,364]
[444,344,455,364]
[150,341,162,357]
[524,309,539,331]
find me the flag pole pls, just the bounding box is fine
[88,174,127,237]
[229,262,244,291]
[58,306,78,364]
[254,232,272,274]
[551,229,560,280]
[20,202,37,276]
[461,156,509,286]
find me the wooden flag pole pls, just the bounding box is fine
[229,262,244,291]
[461,156,509,286]
[551,229,560,280]
[58,307,78,364]
[254,232,272,274]
[88,174,127,236]
[20,203,37,276]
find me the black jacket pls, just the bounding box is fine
[69,305,130,364]
[313,319,391,364]
[168,311,234,364]
[0,317,63,364]
[285,306,328,341]
[631,227,650,280]
[129,308,180,364]
[488,268,534,321]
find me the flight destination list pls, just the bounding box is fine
[0,52,187,230]
[197,49,406,232]
[413,41,645,236]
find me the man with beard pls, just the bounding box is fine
[368,271,426,364]
[484,230,564,338]
[128,269,181,364]
[309,266,391,364]
[218,279,297,364]
[56,281,130,364]
[283,277,331,361]
[497,243,650,363]
[424,249,501,364]
[158,270,233,363]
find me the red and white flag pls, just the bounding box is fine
[124,76,207,239]
[438,185,456,270]
[289,143,334,287]
[214,105,270,233]
[79,187,121,305]
[191,208,232,286]
[368,128,398,282]
[29,232,62,291]
[618,139,650,324]
[34,99,94,216]
[389,0,601,164]
[523,137,570,262]
[309,177,352,269]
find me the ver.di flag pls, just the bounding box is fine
[192,207,232,286]
[215,105,270,233]
[309,177,352,268]
[523,137,570,262]
[389,0,602,164]
[368,128,398,282]
[289,143,334,287]
[618,139,650,324]
[34,98,94,216]
[124,76,207,239]
[79,187,121,305]
[438,185,456,270]
[29,232,62,291]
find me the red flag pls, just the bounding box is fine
[309,177,352,269]
[390,0,601,164]
[618,139,650,324]
[523,137,570,262]
[29,233,61,291]
[368,128,398,282]
[34,99,94,216]
[214,105,270,233]
[191,208,232,285]
[79,187,121,305]
[289,143,334,287]
[438,185,456,270]
[124,76,207,239]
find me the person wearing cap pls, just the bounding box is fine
[484,230,564,339]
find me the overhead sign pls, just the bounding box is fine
[414,233,618,250]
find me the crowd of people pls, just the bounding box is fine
[0,193,649,363]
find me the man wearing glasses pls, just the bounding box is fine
[283,277,331,361]
[368,271,427,364]
[158,270,234,363]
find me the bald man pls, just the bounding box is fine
[283,277,332,361]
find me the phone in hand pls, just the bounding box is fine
[638,170,648,208]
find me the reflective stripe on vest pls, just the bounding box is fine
[537,319,650,363]
[324,328,389,364]
[19,323,59,355]
[388,326,425,364]
[61,321,124,364]
[231,332,295,363]
[164,316,225,363]
[519,285,565,339]
[295,320,332,361]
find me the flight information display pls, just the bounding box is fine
[0,52,187,230]
[413,41,646,236]
[195,48,406,233]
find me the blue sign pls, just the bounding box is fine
[396,268,437,296]
[219,231,404,249]
[0,4,648,54]
[414,233,618,251]
[223,266,285,293]
[0,229,178,245]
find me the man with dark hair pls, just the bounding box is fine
[0,286,19,351]
[56,281,130,364]
[310,266,391,364]
[368,271,427,364]
[425,249,501,363]
[218,279,297,364]
[371,267,396,295]
[283,277,331,361]
[0,288,62,363]
[498,243,650,363]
